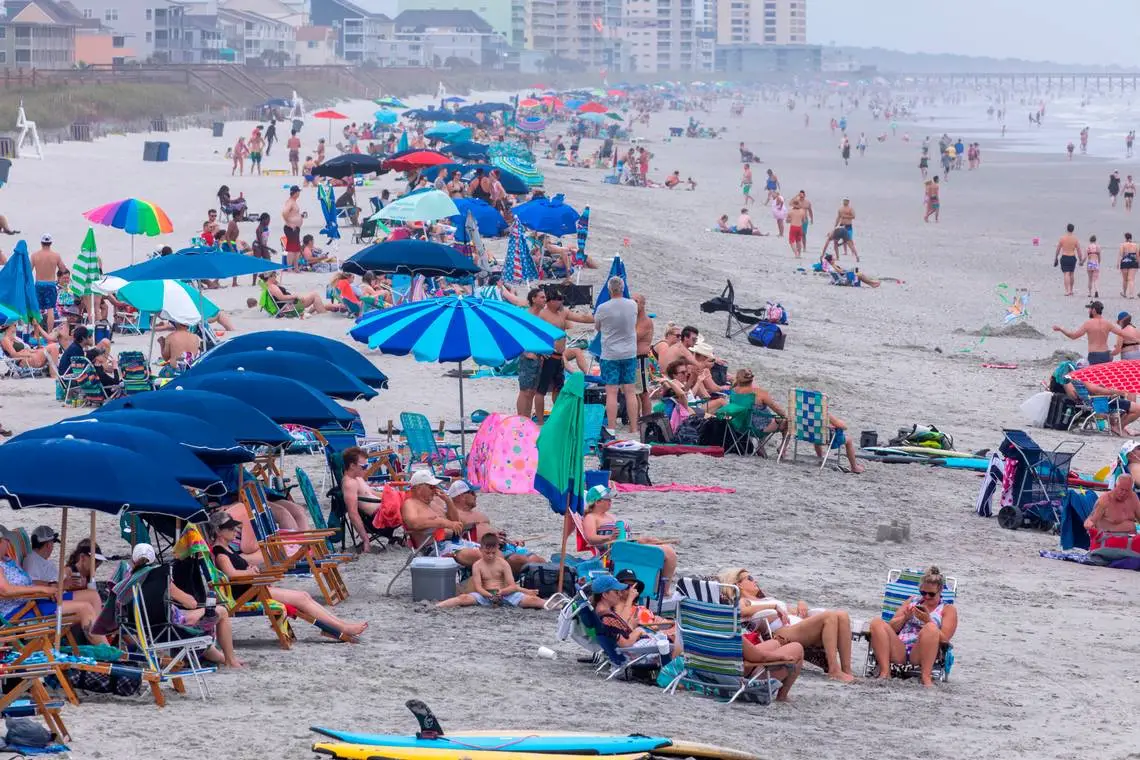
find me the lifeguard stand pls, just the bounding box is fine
[15,101,43,159]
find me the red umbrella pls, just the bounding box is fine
[606,89,626,97]
[578,102,607,114]
[541,96,565,110]
[312,109,349,142]
[382,150,452,172]
[1069,360,1140,393]
[519,98,540,108]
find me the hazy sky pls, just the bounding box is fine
[808,0,1140,67]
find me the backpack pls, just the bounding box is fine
[519,562,577,598]
[639,413,674,445]
[674,416,704,446]
[747,322,785,350]
[764,301,788,324]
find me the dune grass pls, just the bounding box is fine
[0,84,210,130]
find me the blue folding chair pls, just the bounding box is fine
[400,411,465,477]
[609,541,666,611]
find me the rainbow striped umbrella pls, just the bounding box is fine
[82,197,173,263]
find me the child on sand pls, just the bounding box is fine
[437,534,545,610]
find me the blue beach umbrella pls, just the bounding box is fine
[0,438,208,520]
[442,96,466,104]
[106,249,283,282]
[188,350,376,401]
[342,239,481,278]
[441,141,489,161]
[101,388,292,446]
[589,255,630,358]
[374,109,398,125]
[424,122,473,143]
[163,370,355,428]
[514,193,580,236]
[77,409,254,465]
[204,331,388,389]
[10,420,222,491]
[349,296,564,452]
[450,198,506,239]
[0,241,42,324]
[492,155,543,187]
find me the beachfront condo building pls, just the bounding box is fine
[391,9,508,68]
[715,0,805,45]
[524,0,622,71]
[364,0,525,49]
[619,0,696,73]
[0,0,84,68]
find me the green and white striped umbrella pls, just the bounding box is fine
[70,227,101,298]
[491,155,544,188]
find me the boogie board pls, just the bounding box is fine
[310,730,672,756]
[929,457,989,471]
[311,745,650,760]
[864,446,984,459]
[452,734,761,760]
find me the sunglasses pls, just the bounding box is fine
[919,590,939,598]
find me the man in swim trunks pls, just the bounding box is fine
[833,198,856,251]
[821,225,858,261]
[795,190,813,243]
[1054,223,1082,296]
[30,234,67,332]
[741,164,754,206]
[287,130,302,176]
[498,285,547,419]
[1084,474,1140,536]
[248,128,264,175]
[1052,300,1124,365]
[447,480,544,574]
[281,185,303,256]
[786,199,806,258]
[400,470,478,563]
[536,287,593,417]
[737,208,757,234]
[924,177,941,223]
[633,293,654,422]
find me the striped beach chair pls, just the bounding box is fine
[861,568,958,682]
[777,388,841,470]
[665,597,790,705]
[118,350,153,395]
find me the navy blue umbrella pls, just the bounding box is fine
[188,350,377,401]
[514,193,580,236]
[100,389,292,446]
[203,331,388,389]
[441,141,490,161]
[10,421,222,491]
[450,198,506,238]
[311,153,385,179]
[403,108,454,122]
[420,163,464,183]
[106,248,283,282]
[0,439,208,520]
[163,370,355,428]
[342,240,481,278]
[78,409,254,465]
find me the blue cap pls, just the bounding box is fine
[590,574,628,594]
[1120,311,1131,321]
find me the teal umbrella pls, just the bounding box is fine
[109,279,219,324]
[0,240,41,324]
[424,122,473,143]
[535,372,586,591]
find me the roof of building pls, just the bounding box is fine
[295,24,333,41]
[318,0,390,22]
[392,9,492,33]
[3,0,86,25]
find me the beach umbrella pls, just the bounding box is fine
[101,389,292,447]
[10,420,222,491]
[186,350,376,402]
[457,164,529,195]
[372,189,458,223]
[440,141,489,161]
[82,198,173,263]
[502,218,539,284]
[576,206,591,265]
[514,193,580,236]
[374,109,398,125]
[578,102,607,114]
[579,112,606,125]
[535,372,586,589]
[105,248,283,282]
[1068,361,1140,394]
[312,108,348,142]
[78,409,254,465]
[69,228,101,319]
[163,371,355,428]
[425,122,473,143]
[516,116,547,134]
[311,153,385,179]
[206,331,388,388]
[375,96,406,108]
[0,240,41,324]
[488,141,535,163]
[607,89,626,97]
[318,183,340,241]
[589,255,630,358]
[564,99,584,111]
[518,98,540,108]
[442,96,466,104]
[605,112,624,121]
[492,155,543,187]
[541,96,564,110]
[115,279,219,325]
[457,211,490,267]
[450,198,506,238]
[349,296,564,452]
[342,239,481,278]
[382,150,452,172]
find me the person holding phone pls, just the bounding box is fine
[867,565,958,687]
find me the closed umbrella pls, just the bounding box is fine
[206,331,388,388]
[69,228,101,321]
[492,155,543,188]
[187,350,376,401]
[101,389,292,447]
[82,198,173,263]
[576,206,591,265]
[514,193,580,236]
[79,409,254,465]
[502,218,538,284]
[534,372,586,590]
[372,189,459,223]
[342,240,481,278]
[589,255,630,358]
[318,184,340,241]
[450,198,506,239]
[0,240,41,325]
[105,248,283,282]
[349,296,564,453]
[163,370,355,428]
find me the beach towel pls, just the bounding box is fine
[975,451,1004,517]
[648,444,725,457]
[612,483,735,494]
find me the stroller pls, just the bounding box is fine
[700,280,769,340]
[995,429,1083,532]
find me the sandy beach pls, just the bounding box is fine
[2,89,1140,760]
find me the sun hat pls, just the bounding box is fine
[409,470,442,487]
[691,341,715,358]
[585,484,614,506]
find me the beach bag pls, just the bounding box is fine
[599,446,651,485]
[674,416,704,446]
[5,717,54,747]
[519,562,576,598]
[65,667,142,697]
[1045,394,1078,431]
[640,413,674,445]
[372,484,406,532]
[656,656,685,689]
[764,302,788,324]
[747,322,785,350]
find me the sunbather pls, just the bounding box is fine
[436,534,545,610]
[718,568,856,682]
[208,514,367,642]
[822,253,880,288]
[582,486,677,586]
[867,565,958,687]
[263,271,338,315]
[1,323,59,371]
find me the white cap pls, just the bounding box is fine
[131,543,157,565]
[447,480,479,498]
[409,470,442,487]
[40,233,52,244]
[691,341,716,358]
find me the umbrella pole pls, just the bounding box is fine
[555,499,571,595]
[458,360,466,457]
[55,508,68,644]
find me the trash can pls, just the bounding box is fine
[409,556,458,601]
[0,158,10,188]
[155,141,170,161]
[212,121,224,138]
[143,141,161,161]
[292,118,303,134]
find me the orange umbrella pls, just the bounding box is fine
[578,102,607,114]
[312,109,349,141]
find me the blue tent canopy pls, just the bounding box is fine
[77,409,254,465]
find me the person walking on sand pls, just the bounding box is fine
[1127,131,1135,158]
[281,185,304,262]
[764,169,780,203]
[30,234,66,333]
[248,129,264,176]
[771,194,787,238]
[1125,175,1137,213]
[264,118,277,156]
[786,199,806,258]
[741,163,754,206]
[833,198,856,253]
[924,177,941,223]
[287,130,302,176]
[840,136,851,166]
[231,136,248,176]
[796,190,814,243]
[1086,235,1102,298]
[1109,171,1121,208]
[1067,141,1075,160]
[1054,223,1082,297]
[1052,300,1124,365]
[1121,233,1140,298]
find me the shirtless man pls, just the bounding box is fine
[924,177,941,223]
[286,130,302,176]
[30,234,67,332]
[1054,223,1082,297]
[1052,300,1124,365]
[499,284,547,418]
[795,190,814,244]
[833,198,856,254]
[202,209,221,244]
[1085,474,1140,535]
[657,325,698,370]
[447,479,544,574]
[158,321,202,363]
[533,287,594,421]
[399,470,479,567]
[281,185,304,258]
[633,294,654,417]
[341,446,384,553]
[248,129,264,175]
[786,199,807,258]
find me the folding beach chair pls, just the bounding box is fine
[583,403,606,457]
[113,309,151,336]
[257,279,302,318]
[664,597,791,704]
[715,392,757,455]
[1068,380,1116,434]
[118,350,154,395]
[3,355,48,379]
[861,568,958,682]
[675,576,723,604]
[400,411,465,477]
[699,280,768,340]
[609,541,667,612]
[777,389,840,470]
[555,589,666,681]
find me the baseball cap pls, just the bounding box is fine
[75,538,106,561]
[585,484,614,506]
[447,480,480,498]
[1087,300,1105,313]
[1120,311,1131,322]
[409,470,442,487]
[131,543,157,565]
[615,568,644,595]
[40,233,52,244]
[30,526,59,547]
[589,574,628,594]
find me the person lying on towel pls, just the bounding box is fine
[1085,475,1140,548]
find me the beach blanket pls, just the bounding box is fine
[612,483,735,494]
[649,444,725,457]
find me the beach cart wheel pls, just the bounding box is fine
[997,505,1021,530]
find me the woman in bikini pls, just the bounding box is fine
[770,194,787,238]
[1085,234,1101,298]
[1114,312,1140,361]
[1125,175,1136,213]
[651,323,681,361]
[1,323,58,370]
[1119,232,1139,298]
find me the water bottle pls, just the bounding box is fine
[204,591,217,620]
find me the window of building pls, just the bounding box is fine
[146,31,152,41]
[104,8,118,21]
[15,49,29,62]
[0,52,7,62]
[81,8,91,17]
[764,34,775,42]
[112,35,124,47]
[245,21,253,31]
[308,39,317,48]
[0,26,5,38]
[145,8,151,19]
